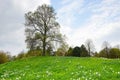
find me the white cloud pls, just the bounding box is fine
[58,0,120,51]
[0,26,26,55]
[57,0,84,46]
[58,0,84,26]
[84,0,120,42]
[12,0,51,12]
[61,0,71,5]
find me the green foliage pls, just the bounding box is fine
[0,51,9,64]
[93,52,99,57]
[72,46,81,57]
[26,50,42,57]
[98,48,120,58]
[55,48,65,56]
[66,45,89,57]
[0,57,120,80]
[66,47,73,56]
[17,52,26,59]
[99,49,107,58]
[15,50,42,60]
[80,44,89,57]
[109,48,120,58]
[55,41,68,56]
[46,47,53,56]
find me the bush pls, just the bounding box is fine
[0,51,9,64]
[17,53,26,59]
[65,47,73,56]
[26,50,42,57]
[109,48,120,58]
[55,48,65,56]
[98,48,120,59]
[98,49,107,58]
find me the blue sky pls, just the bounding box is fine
[0,0,120,55]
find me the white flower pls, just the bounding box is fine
[118,72,120,74]
[16,77,19,80]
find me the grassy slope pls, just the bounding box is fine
[0,57,120,80]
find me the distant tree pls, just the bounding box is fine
[109,48,120,58]
[46,45,53,56]
[102,41,111,58]
[25,4,63,56]
[55,48,64,56]
[80,44,89,57]
[72,46,81,57]
[93,52,99,57]
[11,56,17,61]
[114,44,120,50]
[98,49,107,58]
[99,46,120,59]
[66,47,73,56]
[85,39,95,56]
[26,49,42,57]
[7,52,13,61]
[56,40,68,56]
[17,51,26,59]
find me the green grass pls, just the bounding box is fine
[0,57,120,80]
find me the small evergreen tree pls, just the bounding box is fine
[72,46,81,57]
[80,44,89,57]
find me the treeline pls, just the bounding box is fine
[65,45,120,58]
[0,50,38,64]
[56,41,120,59]
[0,49,52,64]
[0,51,14,64]
[0,41,120,64]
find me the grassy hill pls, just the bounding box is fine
[0,57,120,80]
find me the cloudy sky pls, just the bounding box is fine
[0,0,120,55]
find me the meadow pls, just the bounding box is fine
[0,57,120,80]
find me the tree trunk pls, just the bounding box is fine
[88,47,90,57]
[42,34,46,56]
[42,23,47,56]
[105,47,109,58]
[42,41,46,56]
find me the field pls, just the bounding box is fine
[0,57,120,80]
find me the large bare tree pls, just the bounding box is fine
[85,39,95,56]
[25,4,62,56]
[102,41,111,58]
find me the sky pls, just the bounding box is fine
[0,0,120,55]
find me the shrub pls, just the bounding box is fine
[66,47,73,56]
[26,50,42,57]
[0,51,9,64]
[109,48,120,58]
[17,53,26,59]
